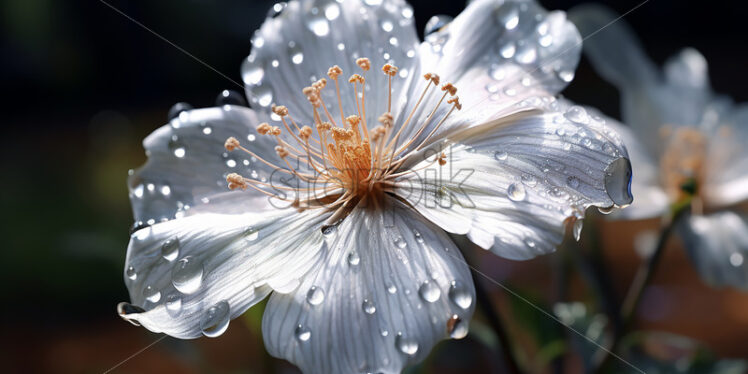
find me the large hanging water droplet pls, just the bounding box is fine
[200,300,230,338]
[143,286,161,303]
[604,157,633,206]
[418,281,441,303]
[172,256,204,294]
[126,266,137,281]
[165,293,183,317]
[306,286,325,306]
[507,183,526,201]
[295,324,311,342]
[362,299,376,315]
[395,334,419,356]
[447,315,469,339]
[161,237,180,261]
[449,281,473,310]
[424,15,453,35]
[241,58,264,86]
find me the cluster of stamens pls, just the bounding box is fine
[659,126,707,202]
[224,57,461,218]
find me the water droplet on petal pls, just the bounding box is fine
[500,43,516,58]
[215,89,246,106]
[267,2,287,18]
[126,266,137,280]
[396,334,419,355]
[496,4,519,30]
[168,136,186,158]
[306,286,325,306]
[241,58,264,85]
[515,44,537,64]
[200,300,230,338]
[524,238,536,248]
[418,281,441,303]
[521,174,538,187]
[447,315,469,339]
[172,256,204,294]
[393,235,407,249]
[507,183,526,201]
[244,227,259,241]
[362,299,376,314]
[564,105,589,124]
[449,281,473,309]
[414,230,424,243]
[380,20,394,32]
[730,253,744,267]
[558,70,575,83]
[167,102,192,121]
[165,293,183,317]
[289,45,304,64]
[307,13,330,36]
[566,176,581,189]
[387,284,398,294]
[494,151,508,161]
[347,251,361,266]
[573,219,584,241]
[424,15,453,35]
[295,324,311,342]
[161,237,180,261]
[143,286,161,303]
[604,157,633,206]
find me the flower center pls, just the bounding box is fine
[659,125,707,202]
[223,57,460,219]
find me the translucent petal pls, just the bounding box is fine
[129,106,288,224]
[677,211,748,290]
[262,198,475,373]
[702,104,748,208]
[392,0,582,151]
[119,209,329,338]
[242,0,419,126]
[394,98,632,259]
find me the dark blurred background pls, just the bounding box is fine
[2,0,747,373]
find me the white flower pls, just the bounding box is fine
[119,0,632,372]
[571,5,748,289]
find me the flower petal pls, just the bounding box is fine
[394,98,633,260]
[242,0,419,124]
[262,198,475,373]
[119,209,329,338]
[391,0,582,153]
[129,106,286,224]
[702,104,748,208]
[570,5,712,156]
[677,211,748,289]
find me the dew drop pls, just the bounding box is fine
[306,286,325,306]
[387,284,398,294]
[524,238,536,248]
[172,256,204,294]
[362,299,377,314]
[126,266,137,280]
[566,176,581,189]
[507,183,526,201]
[393,235,407,249]
[161,237,180,261]
[558,69,575,83]
[449,281,473,309]
[730,253,744,267]
[200,300,230,338]
[167,102,192,121]
[515,44,537,64]
[395,334,419,356]
[168,136,186,158]
[244,227,259,241]
[424,15,453,35]
[215,89,246,106]
[380,20,394,32]
[418,281,441,303]
[241,58,264,85]
[165,293,183,317]
[604,157,633,206]
[494,151,508,161]
[267,2,287,18]
[289,45,304,64]
[347,251,361,266]
[295,324,311,342]
[500,43,516,58]
[564,105,589,124]
[324,3,340,20]
[414,230,424,243]
[521,174,538,187]
[307,13,330,36]
[143,286,161,303]
[447,315,469,339]
[496,4,519,30]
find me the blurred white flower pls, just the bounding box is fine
[571,5,748,289]
[118,0,632,372]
